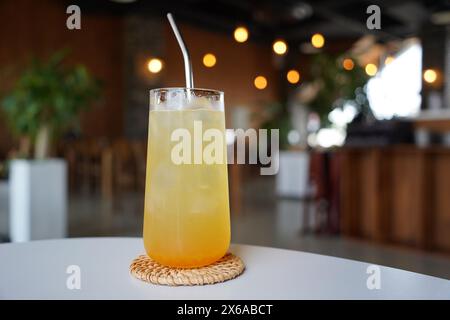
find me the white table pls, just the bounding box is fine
[0,237,449,299]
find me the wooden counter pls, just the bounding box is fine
[339,145,450,253]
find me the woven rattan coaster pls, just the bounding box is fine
[130,253,245,286]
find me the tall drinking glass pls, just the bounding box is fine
[143,88,230,268]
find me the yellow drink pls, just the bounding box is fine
[143,107,230,268]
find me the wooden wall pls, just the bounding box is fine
[162,23,279,126]
[0,0,124,155]
[0,1,282,155]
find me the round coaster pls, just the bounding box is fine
[130,253,245,286]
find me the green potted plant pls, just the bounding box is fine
[1,50,100,159]
[307,53,370,127]
[0,50,100,242]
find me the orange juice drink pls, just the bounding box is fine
[143,88,230,268]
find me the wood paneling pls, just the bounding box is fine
[359,150,379,240]
[433,153,450,251]
[340,146,450,254]
[340,149,391,242]
[163,23,279,127]
[0,0,124,155]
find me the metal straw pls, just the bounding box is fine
[167,13,194,88]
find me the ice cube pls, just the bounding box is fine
[186,96,211,110]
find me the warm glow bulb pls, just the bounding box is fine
[423,69,437,84]
[287,70,300,84]
[311,33,325,48]
[203,53,217,68]
[365,63,378,76]
[342,58,354,71]
[147,58,163,73]
[234,26,249,43]
[273,40,288,55]
[385,56,395,65]
[254,76,267,90]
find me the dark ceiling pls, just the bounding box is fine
[74,0,449,45]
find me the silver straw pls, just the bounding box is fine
[167,13,194,88]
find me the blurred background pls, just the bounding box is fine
[1,0,450,278]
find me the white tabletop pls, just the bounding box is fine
[0,237,449,299]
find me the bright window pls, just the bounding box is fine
[366,42,422,119]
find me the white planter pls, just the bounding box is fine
[275,150,311,198]
[9,159,67,242]
[0,180,9,238]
